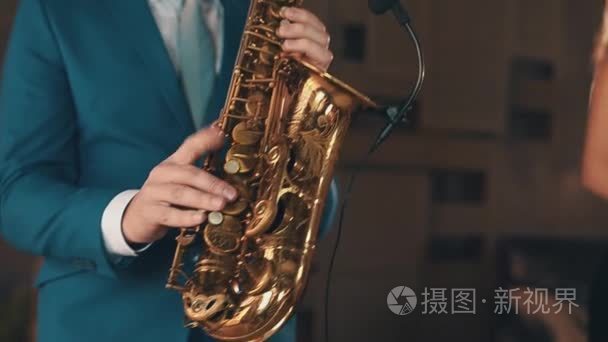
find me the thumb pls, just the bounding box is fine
[168,125,225,164]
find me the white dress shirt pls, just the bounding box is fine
[101,0,224,257]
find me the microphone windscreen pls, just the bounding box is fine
[368,0,399,15]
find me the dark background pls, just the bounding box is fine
[1,0,607,341]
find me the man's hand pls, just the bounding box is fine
[122,126,238,244]
[277,7,333,71]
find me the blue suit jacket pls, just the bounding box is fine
[0,0,337,341]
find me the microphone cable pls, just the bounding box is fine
[323,153,368,342]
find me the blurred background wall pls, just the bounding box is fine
[1,0,608,341]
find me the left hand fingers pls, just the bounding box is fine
[277,20,330,48]
[280,7,326,33]
[282,38,334,71]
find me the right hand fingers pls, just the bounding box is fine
[149,163,237,201]
[146,183,227,212]
[149,205,208,228]
[167,125,225,165]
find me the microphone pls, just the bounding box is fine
[368,0,424,153]
[368,0,399,15]
[368,0,410,24]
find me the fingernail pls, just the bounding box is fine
[280,7,289,17]
[223,187,237,201]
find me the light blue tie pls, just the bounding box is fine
[179,0,216,129]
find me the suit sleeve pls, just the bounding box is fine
[0,0,123,278]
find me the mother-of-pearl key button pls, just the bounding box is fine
[209,211,224,225]
[224,159,240,174]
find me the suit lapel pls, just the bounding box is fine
[101,0,195,134]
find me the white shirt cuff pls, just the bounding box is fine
[101,189,150,257]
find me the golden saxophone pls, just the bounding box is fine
[166,0,377,340]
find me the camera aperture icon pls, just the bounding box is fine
[387,286,417,315]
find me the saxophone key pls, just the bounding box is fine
[245,91,268,118]
[208,211,224,225]
[223,198,249,216]
[207,215,242,232]
[224,144,258,174]
[232,121,263,145]
[204,227,241,255]
[224,159,241,174]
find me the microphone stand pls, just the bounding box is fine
[369,2,426,153]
